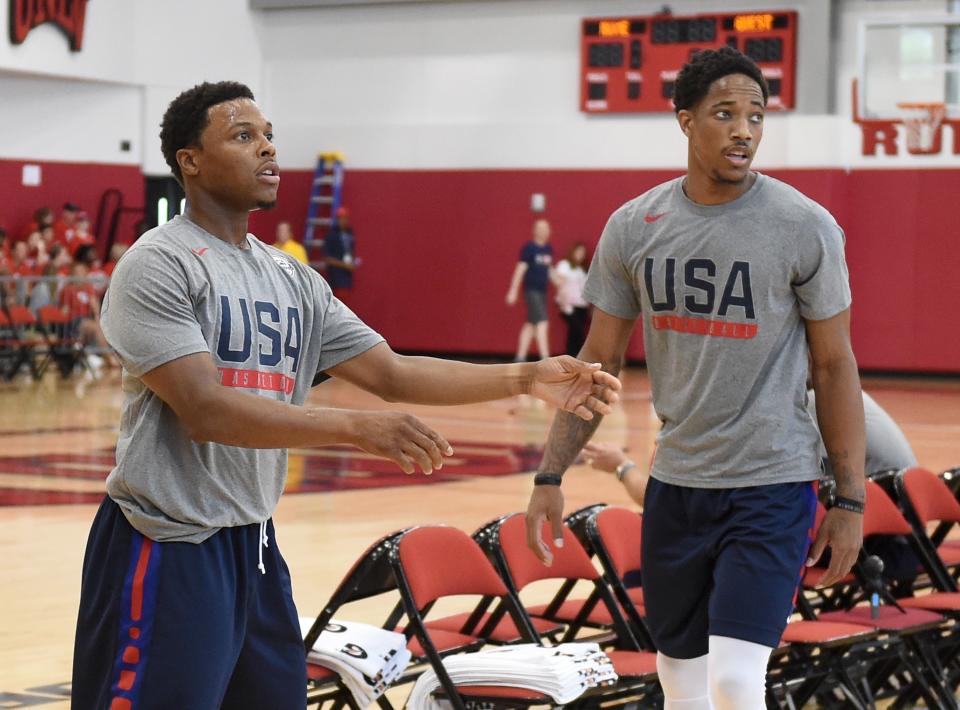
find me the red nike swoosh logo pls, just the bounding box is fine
[644,212,669,223]
[191,247,209,256]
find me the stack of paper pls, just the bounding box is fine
[301,617,412,707]
[407,643,618,710]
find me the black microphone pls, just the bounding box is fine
[863,555,884,619]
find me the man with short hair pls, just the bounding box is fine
[53,201,80,249]
[323,205,357,302]
[71,81,621,710]
[524,47,865,709]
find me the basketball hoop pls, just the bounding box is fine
[896,101,946,154]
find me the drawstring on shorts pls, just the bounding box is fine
[257,520,269,575]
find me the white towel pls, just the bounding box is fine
[301,616,412,708]
[407,643,618,710]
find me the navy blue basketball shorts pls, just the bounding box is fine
[641,477,817,659]
[71,497,307,710]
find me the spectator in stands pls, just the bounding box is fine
[274,221,308,264]
[103,243,128,278]
[324,206,358,301]
[60,259,112,364]
[0,228,10,304]
[0,227,9,269]
[11,240,36,276]
[26,229,49,265]
[555,241,590,356]
[54,202,81,248]
[23,206,54,241]
[69,212,96,257]
[506,218,555,361]
[50,243,72,275]
[28,260,58,312]
[76,245,109,297]
[27,245,71,312]
[8,241,37,304]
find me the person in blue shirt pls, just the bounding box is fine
[324,206,357,302]
[506,218,555,361]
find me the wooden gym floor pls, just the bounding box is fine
[1,368,958,707]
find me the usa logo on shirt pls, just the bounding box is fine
[272,254,296,276]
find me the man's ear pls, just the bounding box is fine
[677,110,693,138]
[177,147,201,179]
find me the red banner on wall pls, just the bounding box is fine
[8,0,89,51]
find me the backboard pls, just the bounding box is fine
[858,15,960,119]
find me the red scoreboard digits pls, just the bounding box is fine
[581,11,798,113]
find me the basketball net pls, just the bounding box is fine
[896,102,946,154]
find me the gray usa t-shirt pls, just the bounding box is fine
[101,216,384,542]
[583,173,852,488]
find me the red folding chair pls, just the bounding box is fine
[3,304,43,380]
[390,525,552,709]
[472,513,661,706]
[571,506,651,645]
[812,479,959,709]
[302,528,482,709]
[302,530,407,709]
[0,308,16,379]
[895,466,960,589]
[35,304,89,378]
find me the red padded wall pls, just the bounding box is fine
[4,160,955,372]
[0,159,144,249]
[250,166,960,373]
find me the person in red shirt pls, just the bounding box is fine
[61,261,97,320]
[51,244,73,276]
[102,243,128,278]
[0,228,10,272]
[59,260,112,363]
[10,241,37,277]
[69,213,96,257]
[75,245,109,297]
[6,241,37,305]
[53,202,81,250]
[21,206,54,243]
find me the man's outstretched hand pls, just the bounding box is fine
[347,410,452,475]
[529,356,621,421]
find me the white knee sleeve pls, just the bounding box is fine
[657,652,712,710]
[707,635,771,710]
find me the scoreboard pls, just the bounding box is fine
[580,11,798,114]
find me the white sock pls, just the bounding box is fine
[707,635,772,710]
[657,652,712,710]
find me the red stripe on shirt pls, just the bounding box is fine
[651,315,758,339]
[217,367,295,395]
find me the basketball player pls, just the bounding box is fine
[524,47,865,709]
[71,81,621,710]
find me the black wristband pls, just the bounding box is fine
[831,495,865,514]
[534,473,563,486]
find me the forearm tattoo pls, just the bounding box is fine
[828,447,865,501]
[538,361,621,476]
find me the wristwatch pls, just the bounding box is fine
[615,460,637,482]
